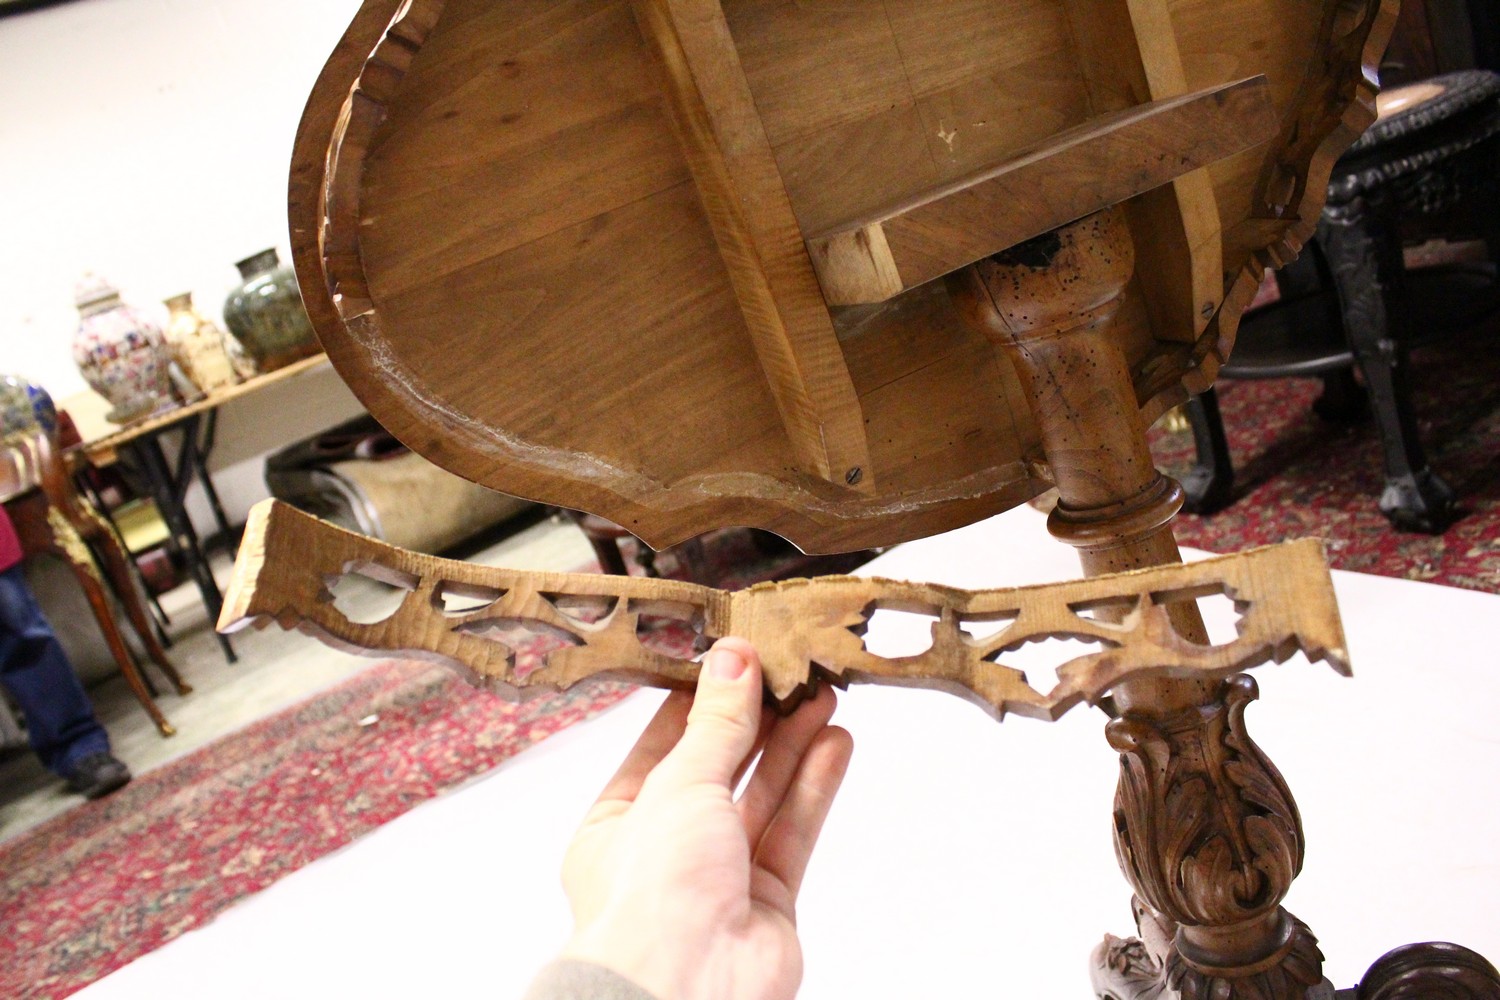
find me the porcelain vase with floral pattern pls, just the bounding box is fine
[221,248,319,372]
[72,274,176,424]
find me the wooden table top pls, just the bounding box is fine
[286,0,1394,555]
[79,354,331,466]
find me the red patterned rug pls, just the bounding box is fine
[0,529,871,1000]
[1149,311,1500,593]
[2,664,629,1000]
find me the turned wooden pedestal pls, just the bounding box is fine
[957,209,1326,999]
[950,207,1500,999]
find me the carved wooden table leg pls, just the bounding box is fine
[955,207,1326,999]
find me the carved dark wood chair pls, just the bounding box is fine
[1,429,190,736]
[1182,69,1500,531]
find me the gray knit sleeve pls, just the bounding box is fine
[522,959,661,1000]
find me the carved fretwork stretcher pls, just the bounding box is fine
[235,0,1500,995]
[224,499,1350,721]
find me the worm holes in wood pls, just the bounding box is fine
[434,581,506,617]
[629,598,709,660]
[325,561,419,625]
[855,603,942,658]
[1150,583,1247,645]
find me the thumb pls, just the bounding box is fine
[649,637,763,791]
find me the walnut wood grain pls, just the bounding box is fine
[221,499,1348,720]
[805,78,1277,307]
[955,208,1217,700]
[288,0,1397,554]
[1061,0,1226,348]
[628,0,872,487]
[265,4,1500,994]
[1092,681,1329,1000]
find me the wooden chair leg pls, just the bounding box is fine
[565,510,631,576]
[88,491,177,640]
[1318,198,1458,533]
[1181,388,1236,515]
[89,522,190,695]
[672,536,709,584]
[635,542,659,578]
[57,546,176,737]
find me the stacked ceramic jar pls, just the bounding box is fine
[72,274,178,424]
[71,249,320,425]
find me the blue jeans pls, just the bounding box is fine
[0,564,111,775]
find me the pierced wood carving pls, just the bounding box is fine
[221,500,1349,720]
[1253,0,1401,233]
[1157,0,1401,410]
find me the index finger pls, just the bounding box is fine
[593,690,693,806]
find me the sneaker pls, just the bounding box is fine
[65,752,132,799]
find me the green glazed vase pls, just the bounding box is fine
[221,248,320,373]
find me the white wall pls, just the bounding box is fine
[0,0,370,528]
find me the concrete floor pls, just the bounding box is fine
[0,512,596,843]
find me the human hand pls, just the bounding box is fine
[558,637,853,1000]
